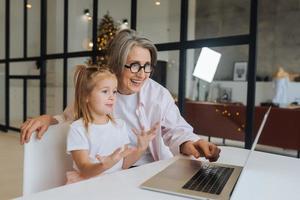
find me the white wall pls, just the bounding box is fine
[0,72,4,124]
[68,0,92,52]
[209,81,300,106]
[136,0,184,96]
[10,0,24,58]
[47,0,64,54]
[186,0,196,99]
[27,0,40,57]
[98,0,131,27]
[0,0,5,59]
[137,0,173,43]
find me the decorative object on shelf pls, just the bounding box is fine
[207,83,220,102]
[294,76,300,82]
[87,13,118,66]
[273,66,300,82]
[218,87,232,102]
[233,62,247,81]
[272,67,289,107]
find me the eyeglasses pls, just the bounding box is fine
[124,63,153,73]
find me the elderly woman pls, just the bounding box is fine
[20,29,220,164]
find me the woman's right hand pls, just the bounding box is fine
[20,115,55,144]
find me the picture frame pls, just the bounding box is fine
[218,87,232,102]
[233,62,247,81]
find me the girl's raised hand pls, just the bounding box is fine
[132,122,159,152]
[96,144,135,165]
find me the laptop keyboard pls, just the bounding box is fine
[182,165,234,195]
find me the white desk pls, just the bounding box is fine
[16,146,300,200]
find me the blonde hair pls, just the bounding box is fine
[73,64,117,130]
[107,29,157,76]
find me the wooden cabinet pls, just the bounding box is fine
[184,101,300,151]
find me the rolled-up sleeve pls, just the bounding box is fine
[160,93,200,155]
[53,103,75,123]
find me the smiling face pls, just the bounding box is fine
[118,46,152,95]
[87,76,118,123]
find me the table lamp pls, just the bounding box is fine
[192,47,221,101]
[192,47,221,83]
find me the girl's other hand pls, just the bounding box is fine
[96,145,135,165]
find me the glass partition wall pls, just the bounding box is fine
[0,64,5,130]
[3,0,297,157]
[185,46,248,148]
[254,1,300,157]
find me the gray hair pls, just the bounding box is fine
[107,29,157,76]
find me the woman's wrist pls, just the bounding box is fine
[179,140,194,155]
[40,114,57,125]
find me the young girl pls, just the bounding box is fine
[66,65,158,184]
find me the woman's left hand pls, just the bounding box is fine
[132,122,159,152]
[180,140,221,162]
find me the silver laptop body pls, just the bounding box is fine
[141,107,271,200]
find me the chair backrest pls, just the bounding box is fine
[23,122,73,196]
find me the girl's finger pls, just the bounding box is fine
[112,147,122,156]
[96,155,107,163]
[132,128,138,136]
[148,130,157,138]
[150,123,159,132]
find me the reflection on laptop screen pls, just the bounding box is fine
[193,47,221,83]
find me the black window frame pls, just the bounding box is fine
[0,0,258,150]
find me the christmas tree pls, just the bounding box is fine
[88,13,118,65]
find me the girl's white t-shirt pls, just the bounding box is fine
[67,118,130,174]
[115,92,154,166]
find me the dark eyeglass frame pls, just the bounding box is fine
[124,63,153,73]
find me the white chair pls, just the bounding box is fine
[23,122,73,195]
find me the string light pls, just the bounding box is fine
[215,105,245,133]
[155,1,161,5]
[122,19,128,25]
[84,9,90,16]
[26,4,32,9]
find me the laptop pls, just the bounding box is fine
[141,107,271,200]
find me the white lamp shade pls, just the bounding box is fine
[192,47,221,83]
